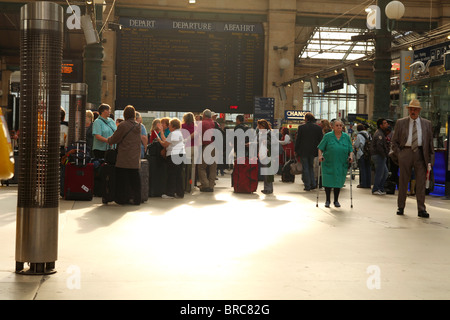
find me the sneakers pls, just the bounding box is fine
[372,190,386,195]
[161,194,174,199]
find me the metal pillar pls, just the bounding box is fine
[373,0,392,121]
[83,4,104,109]
[68,83,88,146]
[16,1,63,275]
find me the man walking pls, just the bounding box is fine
[294,112,323,191]
[391,99,434,218]
[371,118,390,195]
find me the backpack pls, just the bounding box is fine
[358,132,372,160]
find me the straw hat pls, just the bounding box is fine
[407,99,422,109]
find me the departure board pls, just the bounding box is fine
[116,18,264,113]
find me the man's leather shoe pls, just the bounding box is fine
[396,208,404,215]
[418,210,430,218]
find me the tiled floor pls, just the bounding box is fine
[1,172,449,300]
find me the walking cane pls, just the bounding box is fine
[316,161,321,207]
[349,161,353,209]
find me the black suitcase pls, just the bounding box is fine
[281,159,295,182]
[146,141,167,197]
[384,180,396,194]
[100,164,116,204]
[140,159,149,202]
[148,155,167,197]
[92,159,105,197]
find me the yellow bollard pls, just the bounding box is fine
[0,108,15,180]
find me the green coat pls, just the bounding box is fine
[318,131,353,188]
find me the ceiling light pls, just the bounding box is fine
[189,0,196,3]
[408,46,413,51]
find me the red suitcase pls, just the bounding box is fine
[232,157,258,193]
[64,162,94,201]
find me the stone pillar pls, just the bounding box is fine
[266,0,297,121]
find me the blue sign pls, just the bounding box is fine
[414,41,450,67]
[284,110,310,121]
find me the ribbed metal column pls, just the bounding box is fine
[68,83,88,146]
[16,1,63,275]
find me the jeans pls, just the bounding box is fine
[358,157,371,188]
[371,154,388,192]
[300,155,316,190]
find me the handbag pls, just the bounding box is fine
[104,148,118,165]
[290,159,303,175]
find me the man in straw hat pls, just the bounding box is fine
[391,99,434,218]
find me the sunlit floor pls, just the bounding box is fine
[1,170,449,300]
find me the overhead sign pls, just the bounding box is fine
[254,97,274,127]
[347,113,369,122]
[116,18,264,113]
[284,110,310,121]
[323,73,344,93]
[413,41,450,67]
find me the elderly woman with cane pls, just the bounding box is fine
[317,119,354,208]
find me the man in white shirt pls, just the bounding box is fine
[391,99,434,218]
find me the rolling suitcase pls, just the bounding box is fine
[100,163,115,204]
[281,159,295,182]
[146,141,167,197]
[232,157,258,193]
[140,159,149,202]
[384,180,396,194]
[64,163,94,200]
[63,141,94,201]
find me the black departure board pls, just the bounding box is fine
[115,18,264,113]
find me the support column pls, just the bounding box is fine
[373,0,392,121]
[266,0,297,123]
[83,4,104,109]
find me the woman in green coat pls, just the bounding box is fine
[317,119,354,208]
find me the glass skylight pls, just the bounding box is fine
[299,27,375,60]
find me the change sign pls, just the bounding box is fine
[284,110,311,121]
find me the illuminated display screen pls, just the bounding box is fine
[115,18,264,113]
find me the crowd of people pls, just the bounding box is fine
[79,99,434,218]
